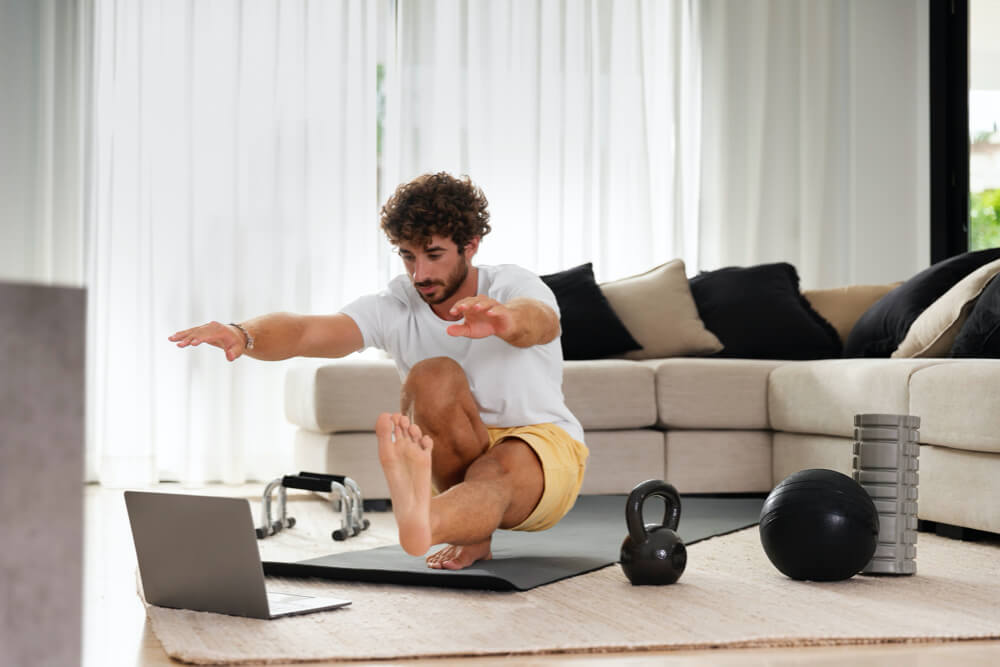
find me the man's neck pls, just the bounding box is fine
[431,266,479,321]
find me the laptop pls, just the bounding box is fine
[124,490,351,619]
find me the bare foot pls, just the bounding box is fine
[376,413,434,556]
[426,539,493,570]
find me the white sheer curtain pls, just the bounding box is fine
[85,0,702,486]
[382,0,702,282]
[0,0,91,287]
[53,0,929,486]
[87,0,379,485]
[698,0,929,289]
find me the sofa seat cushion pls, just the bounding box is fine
[768,359,953,438]
[909,360,1000,453]
[285,359,402,432]
[651,358,785,429]
[287,358,657,434]
[563,360,657,430]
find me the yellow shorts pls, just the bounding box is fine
[486,423,589,532]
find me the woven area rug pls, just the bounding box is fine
[144,498,1000,664]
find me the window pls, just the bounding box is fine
[969,0,1000,250]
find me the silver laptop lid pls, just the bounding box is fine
[125,491,272,619]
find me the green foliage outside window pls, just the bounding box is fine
[970,188,1000,250]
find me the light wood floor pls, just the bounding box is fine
[84,483,1000,666]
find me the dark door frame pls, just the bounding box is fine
[929,0,970,262]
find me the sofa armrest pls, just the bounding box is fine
[285,359,401,433]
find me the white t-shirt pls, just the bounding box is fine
[341,264,584,442]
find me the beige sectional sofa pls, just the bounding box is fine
[284,354,1000,535]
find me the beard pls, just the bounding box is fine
[414,256,469,305]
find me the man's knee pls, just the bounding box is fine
[402,357,468,411]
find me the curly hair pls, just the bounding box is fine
[380,172,491,252]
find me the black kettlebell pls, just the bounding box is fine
[620,479,687,585]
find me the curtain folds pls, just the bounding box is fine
[73,0,926,485]
[0,0,92,286]
[88,0,378,485]
[698,0,928,288]
[383,0,703,281]
[86,0,701,485]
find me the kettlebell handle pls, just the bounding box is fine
[626,479,682,544]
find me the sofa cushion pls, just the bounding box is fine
[288,358,655,433]
[802,283,900,344]
[651,358,784,429]
[600,259,723,360]
[950,271,1000,357]
[908,360,1000,453]
[689,262,842,360]
[892,258,1000,358]
[285,360,401,432]
[768,358,953,438]
[844,247,1000,357]
[563,360,657,430]
[539,262,641,360]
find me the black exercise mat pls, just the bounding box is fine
[263,495,763,591]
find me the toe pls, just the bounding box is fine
[375,413,394,439]
[420,435,433,452]
[408,422,423,441]
[442,552,475,570]
[392,419,408,443]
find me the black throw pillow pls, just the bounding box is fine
[843,247,1000,357]
[540,262,642,360]
[688,262,841,360]
[950,274,1000,357]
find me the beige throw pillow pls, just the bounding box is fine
[600,259,723,360]
[892,258,1000,358]
[803,282,902,344]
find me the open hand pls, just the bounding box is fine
[168,321,245,361]
[445,296,515,340]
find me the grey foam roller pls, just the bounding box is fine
[853,426,920,444]
[860,484,918,500]
[855,469,919,485]
[871,499,919,515]
[873,543,918,560]
[855,413,921,428]
[853,440,920,468]
[853,413,921,576]
[865,559,917,575]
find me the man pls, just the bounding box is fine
[169,172,588,570]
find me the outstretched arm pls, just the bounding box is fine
[168,312,364,361]
[446,296,559,348]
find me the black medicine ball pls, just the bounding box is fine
[759,468,879,581]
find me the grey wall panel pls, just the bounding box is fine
[1,281,85,666]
